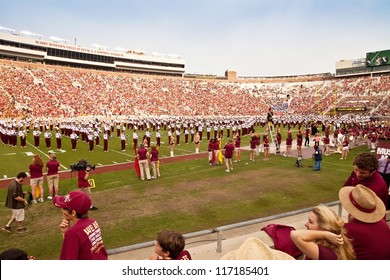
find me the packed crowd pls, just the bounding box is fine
[0,62,389,120]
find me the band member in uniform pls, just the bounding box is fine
[70,130,78,151]
[87,131,94,152]
[206,125,211,141]
[116,122,121,137]
[55,130,62,150]
[175,129,181,145]
[156,129,161,148]
[190,127,195,143]
[133,129,139,152]
[33,128,41,148]
[19,129,27,148]
[44,129,52,149]
[94,129,100,146]
[145,128,151,148]
[184,128,189,144]
[103,131,109,152]
[120,130,127,151]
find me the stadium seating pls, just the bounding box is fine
[0,60,389,120]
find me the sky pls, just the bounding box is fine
[1,0,389,76]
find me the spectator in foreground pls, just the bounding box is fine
[339,184,390,259]
[53,190,108,260]
[149,230,191,260]
[0,248,35,260]
[343,152,388,208]
[290,205,355,260]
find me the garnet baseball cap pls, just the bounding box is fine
[53,191,91,215]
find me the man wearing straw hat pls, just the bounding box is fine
[339,184,390,260]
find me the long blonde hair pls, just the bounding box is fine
[312,205,356,260]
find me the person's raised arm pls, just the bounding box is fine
[290,230,342,260]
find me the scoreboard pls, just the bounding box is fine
[366,49,390,67]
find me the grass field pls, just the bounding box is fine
[0,125,365,259]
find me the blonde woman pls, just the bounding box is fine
[29,154,44,203]
[291,205,355,260]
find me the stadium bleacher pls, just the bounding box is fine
[0,60,389,120]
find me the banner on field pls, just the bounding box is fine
[375,140,390,159]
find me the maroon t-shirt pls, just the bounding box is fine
[60,218,108,260]
[78,170,89,188]
[323,137,330,144]
[150,150,159,162]
[138,148,148,160]
[224,143,235,159]
[29,164,43,179]
[304,244,337,260]
[46,160,60,176]
[345,219,390,260]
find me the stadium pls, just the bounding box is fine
[0,29,389,260]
